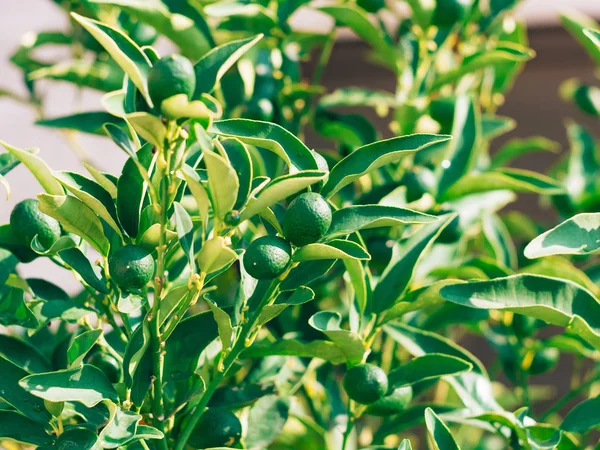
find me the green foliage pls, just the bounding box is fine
[0,1,598,449]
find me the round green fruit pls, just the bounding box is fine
[10,199,61,249]
[188,408,242,449]
[86,352,121,383]
[528,348,559,375]
[283,192,332,247]
[432,0,473,28]
[57,426,97,450]
[224,210,241,226]
[366,386,413,416]
[343,363,388,405]
[108,245,155,291]
[147,54,196,109]
[512,314,538,340]
[243,236,292,280]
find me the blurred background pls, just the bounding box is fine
[1,0,599,289]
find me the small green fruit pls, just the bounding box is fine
[86,352,121,383]
[283,192,332,247]
[343,363,388,405]
[148,54,196,109]
[10,199,61,249]
[56,426,97,450]
[432,0,473,28]
[108,245,155,291]
[528,348,559,375]
[243,236,292,280]
[366,386,413,416]
[224,210,241,226]
[188,408,242,449]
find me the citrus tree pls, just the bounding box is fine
[0,1,599,450]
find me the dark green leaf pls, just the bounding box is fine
[0,410,54,446]
[36,112,125,135]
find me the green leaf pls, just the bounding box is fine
[98,404,146,448]
[491,137,560,168]
[0,248,17,285]
[118,143,155,237]
[127,112,166,148]
[482,213,517,270]
[164,312,218,382]
[424,407,461,450]
[242,339,347,364]
[387,354,472,389]
[246,395,290,450]
[180,164,211,231]
[381,279,458,323]
[565,121,598,202]
[122,321,151,390]
[221,138,253,210]
[308,311,365,364]
[91,0,210,60]
[373,215,455,313]
[202,137,239,221]
[0,410,54,446]
[0,141,63,195]
[193,34,263,96]
[293,239,370,262]
[318,5,397,67]
[256,287,315,328]
[68,329,103,368]
[322,134,451,198]
[160,94,213,121]
[373,404,458,442]
[437,97,479,196]
[561,395,600,433]
[36,112,125,135]
[210,383,275,409]
[0,287,38,328]
[240,171,326,221]
[38,194,110,256]
[71,13,153,106]
[525,213,600,258]
[206,299,233,348]
[327,205,437,239]
[443,168,564,199]
[20,365,119,408]
[319,87,396,113]
[174,202,195,270]
[196,236,238,274]
[0,356,51,422]
[210,119,319,172]
[205,1,277,30]
[561,12,600,65]
[60,248,110,294]
[54,171,123,239]
[441,274,600,349]
[0,334,51,373]
[432,43,535,90]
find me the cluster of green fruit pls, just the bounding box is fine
[243,192,332,280]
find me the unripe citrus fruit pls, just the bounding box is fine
[10,199,61,249]
[86,352,121,383]
[343,363,388,404]
[57,426,97,450]
[527,348,559,375]
[433,0,473,28]
[188,408,242,449]
[367,386,413,416]
[283,192,332,247]
[108,245,155,291]
[148,54,196,109]
[243,236,292,280]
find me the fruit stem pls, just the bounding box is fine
[174,279,280,450]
